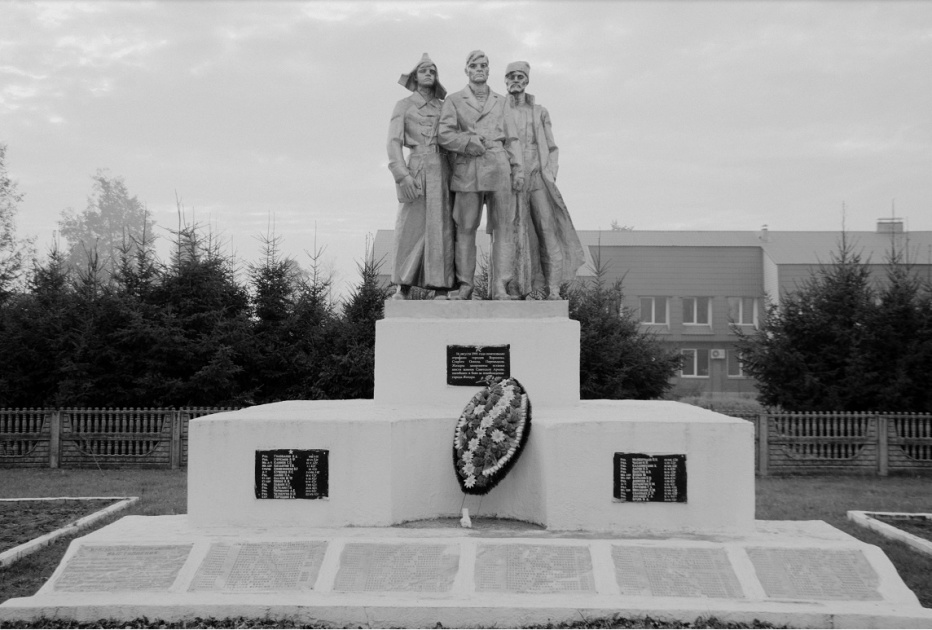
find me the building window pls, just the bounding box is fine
[727,349,745,377]
[727,297,757,326]
[639,297,668,325]
[682,297,711,325]
[681,349,710,377]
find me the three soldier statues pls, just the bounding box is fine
[388,51,584,301]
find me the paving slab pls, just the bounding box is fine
[1,515,931,629]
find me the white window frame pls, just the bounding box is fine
[727,297,758,327]
[639,296,668,326]
[680,348,710,378]
[682,297,712,326]
[726,349,745,378]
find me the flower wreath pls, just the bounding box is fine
[452,376,531,495]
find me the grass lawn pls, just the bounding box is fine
[0,470,929,626]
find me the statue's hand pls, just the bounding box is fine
[512,175,525,192]
[400,175,420,200]
[465,135,486,157]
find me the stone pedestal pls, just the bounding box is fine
[187,301,754,534]
[375,300,580,407]
[187,399,754,533]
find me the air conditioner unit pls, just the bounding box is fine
[710,349,726,360]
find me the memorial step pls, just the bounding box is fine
[2,515,930,628]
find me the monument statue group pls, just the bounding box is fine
[388,51,585,301]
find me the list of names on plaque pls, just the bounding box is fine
[613,453,686,503]
[446,345,510,386]
[53,544,193,592]
[189,541,328,592]
[255,449,328,500]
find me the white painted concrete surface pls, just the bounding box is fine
[2,515,930,629]
[188,400,754,533]
[375,300,580,407]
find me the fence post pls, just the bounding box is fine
[49,409,61,469]
[170,410,182,470]
[757,414,769,476]
[877,414,889,477]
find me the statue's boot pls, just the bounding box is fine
[392,285,409,300]
[493,283,518,300]
[453,283,473,300]
[433,289,449,300]
[540,229,565,301]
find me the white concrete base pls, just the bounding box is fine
[188,400,754,535]
[2,515,930,629]
[375,300,580,407]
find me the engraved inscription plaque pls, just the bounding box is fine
[53,544,192,592]
[748,548,882,601]
[333,543,459,592]
[446,345,510,386]
[613,453,686,502]
[255,449,328,499]
[475,544,595,593]
[612,546,744,598]
[189,541,327,592]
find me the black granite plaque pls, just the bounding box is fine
[446,345,510,386]
[255,449,328,500]
[613,453,686,503]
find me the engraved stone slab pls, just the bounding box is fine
[613,453,686,502]
[255,449,328,499]
[475,544,595,593]
[333,543,459,592]
[52,545,192,592]
[188,542,327,592]
[748,548,882,600]
[612,546,744,598]
[446,345,510,386]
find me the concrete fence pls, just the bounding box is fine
[2,407,931,474]
[0,407,236,469]
[747,411,932,476]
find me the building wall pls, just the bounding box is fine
[593,245,764,398]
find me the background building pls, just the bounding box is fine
[373,219,932,399]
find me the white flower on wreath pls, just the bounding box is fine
[491,429,506,443]
[462,462,475,475]
[479,416,494,429]
[464,475,476,488]
[468,437,479,451]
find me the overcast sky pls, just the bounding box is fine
[2,1,931,295]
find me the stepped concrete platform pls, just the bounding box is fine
[2,514,931,628]
[188,400,755,534]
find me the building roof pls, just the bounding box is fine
[373,228,932,276]
[576,229,932,266]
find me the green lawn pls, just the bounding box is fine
[0,470,930,626]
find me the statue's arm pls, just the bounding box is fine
[504,103,524,188]
[438,98,484,155]
[541,106,559,181]
[387,100,410,182]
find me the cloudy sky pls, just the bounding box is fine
[2,1,931,295]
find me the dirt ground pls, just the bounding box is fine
[876,514,932,541]
[0,499,116,554]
